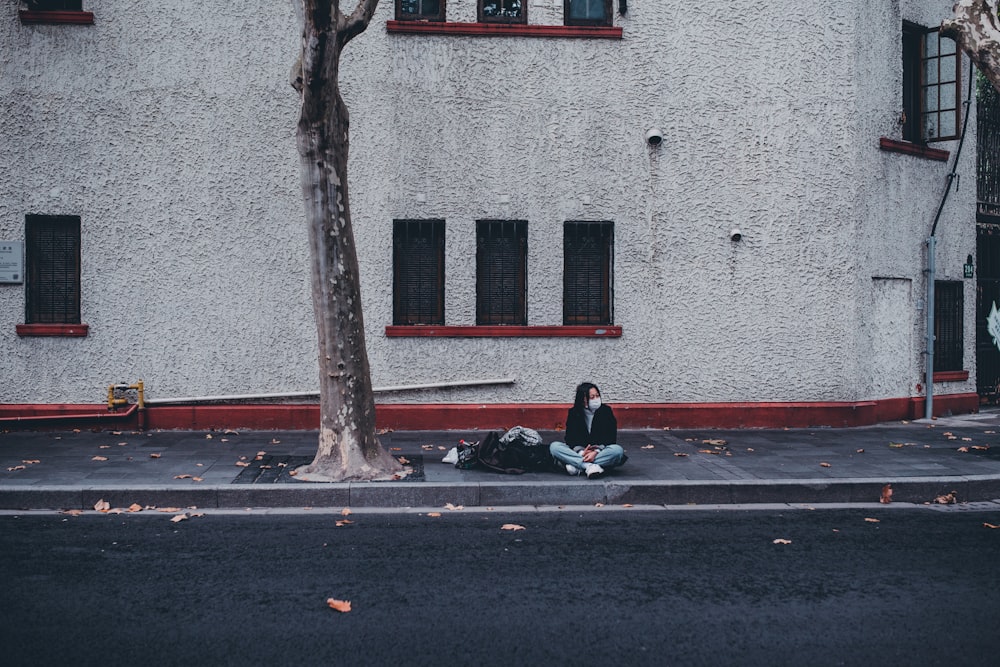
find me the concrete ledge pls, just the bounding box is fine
[218,485,350,508]
[349,482,479,508]
[480,480,607,506]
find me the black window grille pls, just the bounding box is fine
[902,23,961,143]
[25,214,81,325]
[479,0,525,23]
[564,221,613,325]
[396,0,445,21]
[393,219,445,325]
[476,220,527,325]
[564,0,611,26]
[978,71,1000,218]
[935,280,964,372]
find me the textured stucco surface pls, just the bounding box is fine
[0,0,978,407]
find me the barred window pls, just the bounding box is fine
[564,221,613,325]
[23,1,83,9]
[934,280,964,372]
[903,23,961,143]
[393,220,445,325]
[564,0,611,26]
[479,0,525,23]
[396,0,445,22]
[476,220,527,325]
[25,214,81,325]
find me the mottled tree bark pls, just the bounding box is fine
[943,1,1000,93]
[292,0,401,482]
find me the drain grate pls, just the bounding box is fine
[232,455,424,483]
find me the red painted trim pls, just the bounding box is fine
[385,325,622,337]
[879,137,950,162]
[16,323,89,337]
[386,20,622,39]
[933,370,970,382]
[18,10,94,25]
[0,394,981,431]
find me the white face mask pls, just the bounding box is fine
[588,398,602,410]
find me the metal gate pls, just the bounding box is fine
[977,73,1000,402]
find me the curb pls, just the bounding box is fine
[2,475,999,510]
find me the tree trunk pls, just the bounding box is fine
[292,0,402,482]
[943,0,1000,93]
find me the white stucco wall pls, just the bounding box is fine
[0,0,977,407]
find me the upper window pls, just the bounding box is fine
[564,221,613,325]
[935,280,964,372]
[25,215,81,325]
[477,220,527,325]
[902,23,961,143]
[396,0,446,22]
[393,219,445,325]
[479,0,525,23]
[23,0,82,9]
[564,0,612,27]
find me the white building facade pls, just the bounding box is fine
[0,1,982,430]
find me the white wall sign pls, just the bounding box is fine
[0,242,23,284]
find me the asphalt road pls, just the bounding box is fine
[1,507,998,666]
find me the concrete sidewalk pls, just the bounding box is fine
[3,410,1000,510]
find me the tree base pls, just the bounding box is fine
[292,446,408,483]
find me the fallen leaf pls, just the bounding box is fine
[235,461,251,467]
[326,598,352,613]
[673,452,689,457]
[128,503,143,512]
[702,439,728,446]
[856,449,865,454]
[390,447,402,451]
[773,539,792,545]
[335,519,353,527]
[865,517,880,523]
[933,491,958,505]
[94,499,110,512]
[224,430,239,435]
[397,457,410,465]
[340,508,352,516]
[641,445,655,450]
[170,514,189,523]
[426,512,442,517]
[156,507,182,513]
[270,439,281,445]
[984,523,1000,529]
[289,470,298,476]
[92,456,108,461]
[106,508,125,515]
[746,448,755,452]
[22,459,40,464]
[820,462,832,468]
[972,445,990,451]
[698,449,719,455]
[501,524,526,531]
[192,477,203,482]
[99,445,111,449]
[61,509,84,516]
[421,445,435,450]
[957,446,970,453]
[174,474,192,479]
[622,504,634,508]
[444,503,464,511]
[880,484,893,504]
[205,434,213,439]
[961,437,973,442]
[150,453,161,459]
[595,503,605,508]
[7,465,25,472]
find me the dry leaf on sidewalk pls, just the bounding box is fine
[820,462,832,468]
[426,512,442,517]
[326,598,352,613]
[773,539,792,545]
[879,484,893,504]
[94,499,110,512]
[170,514,189,523]
[444,503,464,511]
[92,456,108,461]
[501,524,525,531]
[933,491,958,504]
[865,517,880,523]
[984,523,999,529]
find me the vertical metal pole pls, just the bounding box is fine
[925,236,936,420]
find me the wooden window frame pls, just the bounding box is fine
[478,0,526,24]
[934,280,964,373]
[564,0,612,27]
[393,219,445,326]
[395,0,446,22]
[476,220,527,326]
[564,221,613,325]
[902,23,961,144]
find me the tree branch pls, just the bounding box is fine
[339,0,380,45]
[943,0,1000,92]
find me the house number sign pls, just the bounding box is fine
[0,241,23,284]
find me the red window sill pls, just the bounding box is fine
[386,21,622,39]
[385,325,622,337]
[18,10,94,25]
[933,370,969,383]
[16,323,89,337]
[879,137,950,162]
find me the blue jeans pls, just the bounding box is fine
[549,442,626,473]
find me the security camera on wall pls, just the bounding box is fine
[645,128,663,146]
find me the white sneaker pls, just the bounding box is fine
[584,463,604,479]
[565,463,581,476]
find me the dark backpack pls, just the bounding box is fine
[477,427,554,474]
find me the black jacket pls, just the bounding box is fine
[565,404,617,447]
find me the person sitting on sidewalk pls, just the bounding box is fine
[549,382,627,478]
